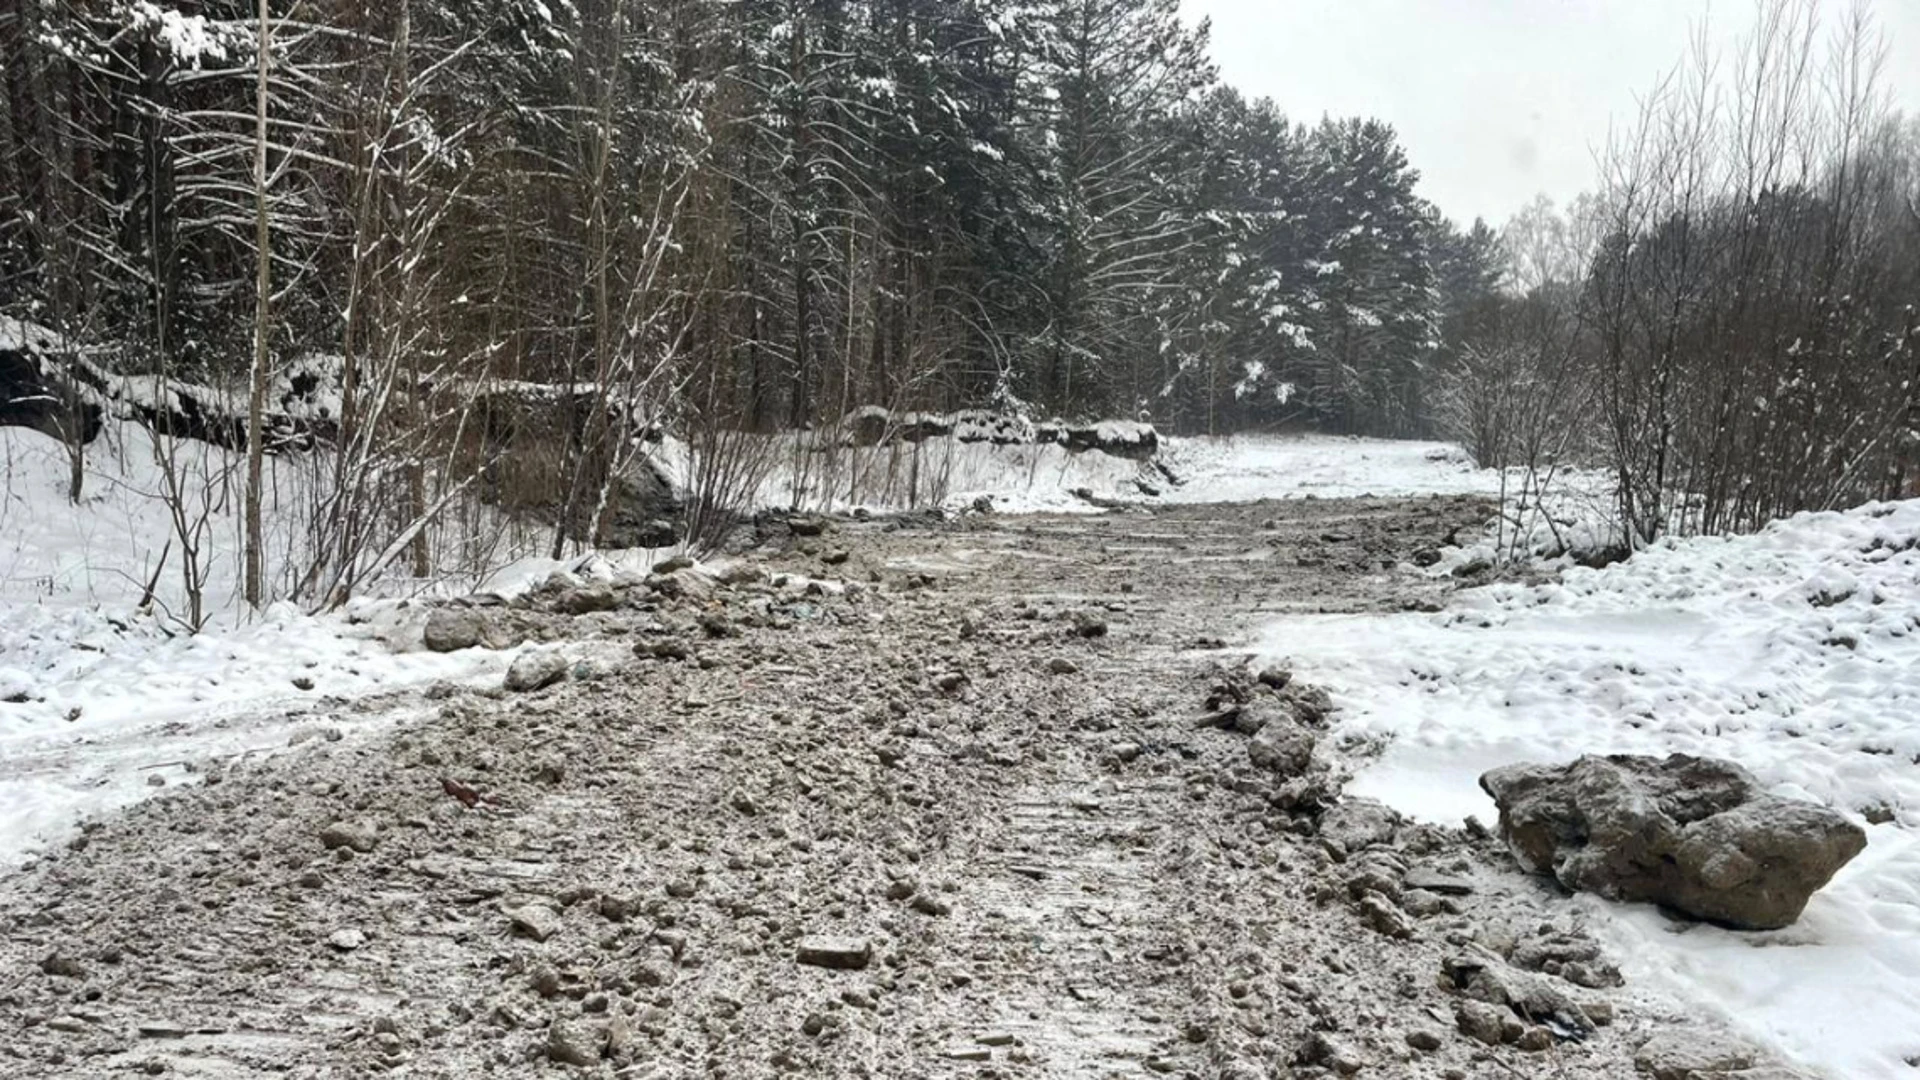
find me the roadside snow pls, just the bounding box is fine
[0,604,511,868]
[0,425,512,866]
[1156,435,1490,503]
[1256,500,1920,1078]
[651,430,1502,516]
[944,433,1497,513]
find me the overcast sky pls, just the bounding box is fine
[1182,0,1920,227]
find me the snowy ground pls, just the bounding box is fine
[652,430,1502,516]
[7,413,1913,1074]
[0,426,1499,870]
[0,425,528,867]
[946,432,1500,513]
[1256,501,1920,1078]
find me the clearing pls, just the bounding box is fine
[0,495,1819,1079]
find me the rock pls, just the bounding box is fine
[648,568,718,604]
[505,649,570,693]
[1358,892,1413,938]
[135,1021,189,1039]
[1441,954,1595,1039]
[555,586,619,615]
[597,892,639,922]
[788,515,831,537]
[1230,700,1286,735]
[1510,932,1622,988]
[508,904,562,942]
[1480,753,1867,929]
[653,554,695,574]
[423,608,484,652]
[1256,666,1292,689]
[1344,865,1401,902]
[1247,722,1315,778]
[1047,657,1080,675]
[1281,684,1334,725]
[1399,889,1453,918]
[1405,1029,1442,1052]
[823,549,851,566]
[1632,1031,1760,1080]
[318,821,379,854]
[1071,614,1109,639]
[976,1031,1018,1047]
[1516,1026,1555,1052]
[1320,798,1398,853]
[633,960,674,988]
[1455,999,1521,1046]
[1403,869,1474,896]
[1297,1032,1365,1075]
[636,638,691,662]
[796,936,872,970]
[39,952,86,978]
[547,1019,606,1067]
[909,893,953,917]
[327,928,366,951]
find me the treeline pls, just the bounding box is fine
[1445,1,1920,546]
[3,0,1912,607]
[0,0,1496,445]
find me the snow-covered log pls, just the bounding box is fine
[840,407,1159,461]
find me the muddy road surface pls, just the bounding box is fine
[0,497,1789,1079]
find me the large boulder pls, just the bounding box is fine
[1479,754,1866,930]
[505,649,570,693]
[423,608,486,652]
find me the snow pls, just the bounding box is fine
[1154,434,1491,505]
[647,428,1502,519]
[1256,500,1920,1078]
[0,424,514,867]
[128,2,238,66]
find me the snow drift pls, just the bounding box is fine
[1258,499,1920,1077]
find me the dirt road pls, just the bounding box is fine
[0,497,1777,1079]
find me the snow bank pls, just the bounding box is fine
[0,424,515,865]
[1256,500,1920,1077]
[0,600,510,868]
[1154,434,1496,504]
[653,430,1505,516]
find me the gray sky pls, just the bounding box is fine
[1182,0,1920,226]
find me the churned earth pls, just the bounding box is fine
[0,497,1808,1079]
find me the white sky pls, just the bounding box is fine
[1182,0,1920,226]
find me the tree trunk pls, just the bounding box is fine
[244,0,272,608]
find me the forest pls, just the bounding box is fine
[0,0,1916,608]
